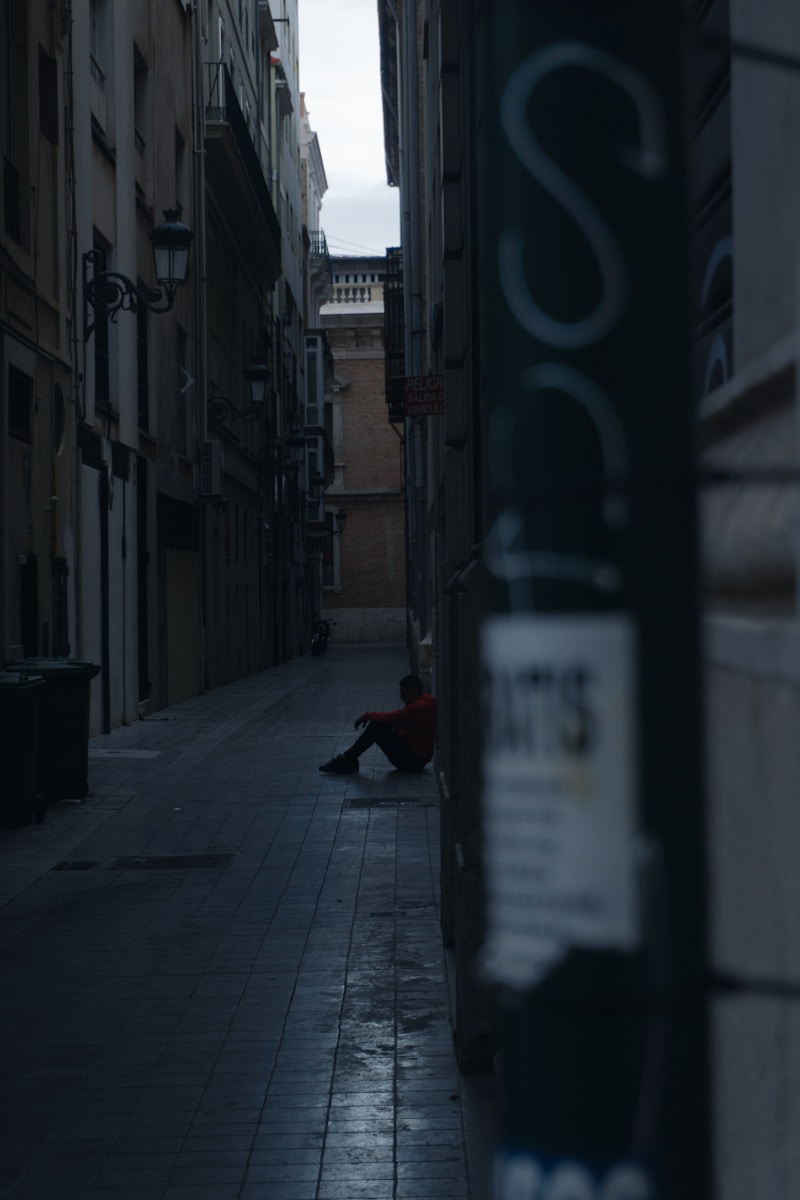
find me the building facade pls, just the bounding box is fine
[319,255,406,643]
[379,0,487,1074]
[299,89,334,637]
[1,0,76,675]
[380,0,800,1196]
[1,0,328,735]
[696,4,800,1198]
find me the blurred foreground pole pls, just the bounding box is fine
[477,1,709,1197]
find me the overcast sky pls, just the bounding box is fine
[299,0,400,258]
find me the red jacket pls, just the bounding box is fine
[361,693,436,763]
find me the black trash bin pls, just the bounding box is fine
[5,659,101,801]
[0,670,45,827]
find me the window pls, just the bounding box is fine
[90,0,109,80]
[176,327,189,455]
[175,127,187,214]
[53,384,66,453]
[4,0,29,246]
[89,235,110,408]
[305,335,321,426]
[94,295,110,409]
[305,437,324,524]
[8,365,32,441]
[51,557,69,656]
[20,554,38,656]
[133,44,149,153]
[321,512,335,586]
[137,301,149,429]
[3,156,21,245]
[39,46,58,145]
[692,0,732,398]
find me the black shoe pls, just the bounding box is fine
[319,754,359,775]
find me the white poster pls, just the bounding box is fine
[480,613,640,991]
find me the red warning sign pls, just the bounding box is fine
[404,374,445,416]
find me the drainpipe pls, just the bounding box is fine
[193,0,211,687]
[255,0,263,170]
[401,0,427,642]
[402,0,422,381]
[64,3,83,661]
[0,333,6,657]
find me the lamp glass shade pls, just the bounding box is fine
[150,211,193,288]
[287,436,307,463]
[244,361,271,408]
[335,509,347,535]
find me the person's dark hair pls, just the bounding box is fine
[400,675,424,692]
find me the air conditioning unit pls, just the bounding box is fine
[200,439,223,497]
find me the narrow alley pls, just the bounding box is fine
[0,644,493,1199]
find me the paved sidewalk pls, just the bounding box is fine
[0,644,494,1199]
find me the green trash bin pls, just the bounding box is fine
[5,659,101,801]
[0,670,45,827]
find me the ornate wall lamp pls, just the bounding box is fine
[333,509,347,537]
[287,447,347,538]
[83,210,193,340]
[307,510,347,555]
[207,361,271,424]
[306,473,326,503]
[287,435,307,464]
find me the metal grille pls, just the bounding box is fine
[110,854,235,870]
[343,796,437,811]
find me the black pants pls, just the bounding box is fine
[347,722,425,771]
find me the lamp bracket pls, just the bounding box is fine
[83,249,177,340]
[207,394,262,425]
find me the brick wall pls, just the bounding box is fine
[341,356,404,492]
[325,497,406,609]
[322,301,407,638]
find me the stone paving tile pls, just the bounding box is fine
[244,1161,320,1183]
[239,1188,316,1200]
[252,1132,326,1152]
[0,646,493,1198]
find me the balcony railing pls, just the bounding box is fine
[309,230,328,257]
[309,229,332,293]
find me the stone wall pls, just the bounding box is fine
[324,607,405,644]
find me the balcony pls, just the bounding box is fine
[204,62,281,280]
[258,2,280,52]
[309,230,329,258]
[308,229,332,304]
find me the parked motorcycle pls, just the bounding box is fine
[310,619,333,656]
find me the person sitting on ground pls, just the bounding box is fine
[319,675,436,775]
